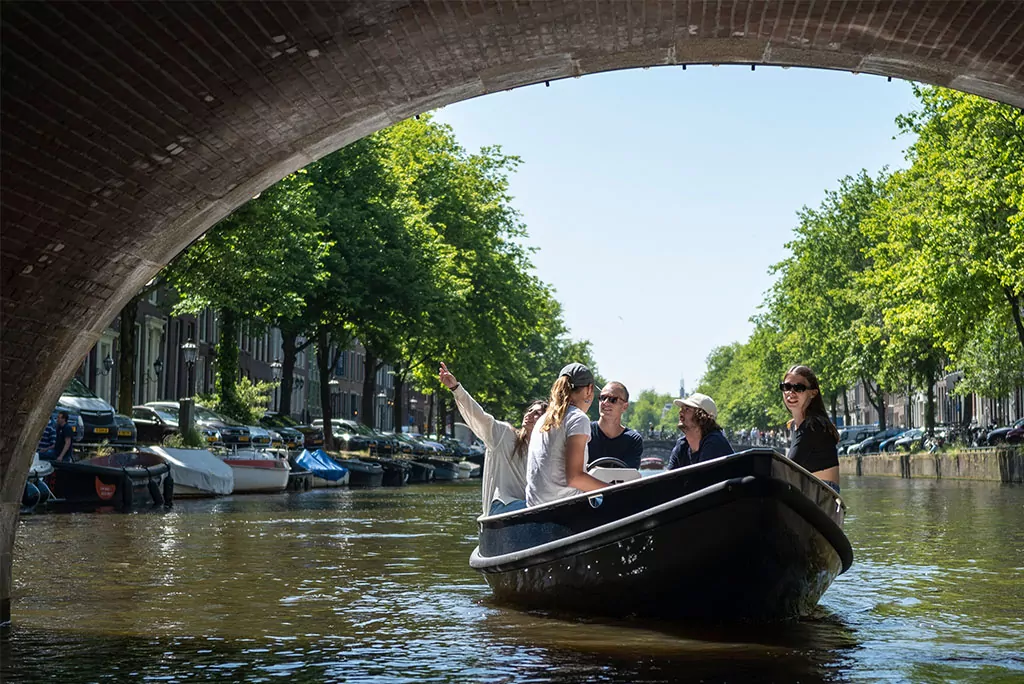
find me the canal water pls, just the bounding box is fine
[2,477,1022,682]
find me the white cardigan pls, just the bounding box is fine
[452,384,527,515]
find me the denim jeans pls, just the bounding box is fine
[822,480,841,494]
[489,499,528,515]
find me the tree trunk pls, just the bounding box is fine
[829,393,838,423]
[842,390,851,427]
[427,393,435,436]
[438,392,448,437]
[216,308,241,418]
[393,373,405,432]
[925,373,936,434]
[361,350,378,429]
[316,326,335,451]
[1005,288,1024,355]
[116,296,140,415]
[279,332,297,415]
[862,378,887,431]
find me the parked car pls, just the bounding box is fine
[986,418,1024,446]
[312,418,372,452]
[145,401,251,447]
[892,428,926,452]
[110,413,138,447]
[848,428,905,454]
[1006,425,1024,444]
[132,404,222,446]
[261,412,325,450]
[878,431,907,452]
[59,377,117,444]
[257,413,307,450]
[837,425,879,454]
[386,432,421,456]
[409,434,449,456]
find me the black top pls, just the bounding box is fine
[788,417,839,472]
[666,429,734,469]
[589,421,644,469]
[56,422,74,460]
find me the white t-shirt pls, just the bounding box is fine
[526,405,591,506]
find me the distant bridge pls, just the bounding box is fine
[641,438,756,462]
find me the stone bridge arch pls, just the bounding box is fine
[3,0,1023,623]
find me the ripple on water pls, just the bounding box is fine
[3,478,1023,683]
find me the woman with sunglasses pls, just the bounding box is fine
[526,362,609,507]
[440,362,547,516]
[780,365,841,493]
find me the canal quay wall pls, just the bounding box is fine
[840,448,1024,483]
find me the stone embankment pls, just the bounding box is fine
[840,448,1024,483]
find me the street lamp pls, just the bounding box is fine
[100,352,115,376]
[180,338,198,437]
[270,357,283,412]
[376,390,386,430]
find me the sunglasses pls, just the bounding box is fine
[599,395,623,405]
[779,382,811,393]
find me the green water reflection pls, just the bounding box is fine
[2,477,1022,682]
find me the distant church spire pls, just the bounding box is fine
[679,377,686,397]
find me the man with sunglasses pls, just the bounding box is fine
[666,393,734,470]
[589,381,644,469]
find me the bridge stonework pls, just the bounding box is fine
[2,1,1024,624]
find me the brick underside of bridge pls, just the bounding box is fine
[2,1,1023,624]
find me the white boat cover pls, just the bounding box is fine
[148,447,234,495]
[29,453,54,478]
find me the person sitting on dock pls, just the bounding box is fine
[526,362,608,506]
[780,365,841,493]
[440,362,547,516]
[666,393,734,469]
[589,381,643,468]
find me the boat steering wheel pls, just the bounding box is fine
[587,456,629,471]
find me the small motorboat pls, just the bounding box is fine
[332,457,384,487]
[470,449,852,622]
[296,449,350,487]
[407,460,436,483]
[362,456,410,486]
[456,461,475,479]
[22,454,56,511]
[424,458,460,481]
[147,446,234,497]
[47,451,173,510]
[220,448,290,493]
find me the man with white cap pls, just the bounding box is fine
[666,392,734,470]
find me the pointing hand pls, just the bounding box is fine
[439,362,459,390]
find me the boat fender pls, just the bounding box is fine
[163,474,174,507]
[37,478,54,505]
[23,482,40,509]
[148,477,164,507]
[588,494,604,509]
[120,471,134,511]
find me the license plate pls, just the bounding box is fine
[94,427,110,434]
[239,436,249,442]
[313,439,323,446]
[118,430,132,437]
[206,436,217,442]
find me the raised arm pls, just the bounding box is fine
[440,362,512,450]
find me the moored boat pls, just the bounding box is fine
[47,451,173,510]
[147,446,234,497]
[470,449,852,622]
[456,461,475,479]
[362,457,410,486]
[424,458,459,481]
[407,460,436,483]
[332,457,385,487]
[221,448,290,493]
[296,449,350,487]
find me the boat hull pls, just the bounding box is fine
[46,452,173,510]
[333,459,384,487]
[470,450,851,622]
[223,457,290,493]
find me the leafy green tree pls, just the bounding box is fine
[167,171,327,420]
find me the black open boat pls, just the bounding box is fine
[46,451,173,511]
[469,449,852,622]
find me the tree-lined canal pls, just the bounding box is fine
[3,477,1022,682]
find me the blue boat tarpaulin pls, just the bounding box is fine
[295,449,349,481]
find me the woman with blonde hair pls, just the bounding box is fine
[526,363,608,506]
[439,362,547,516]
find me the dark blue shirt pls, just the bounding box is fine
[589,421,644,469]
[667,429,734,469]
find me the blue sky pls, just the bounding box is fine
[433,66,920,398]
